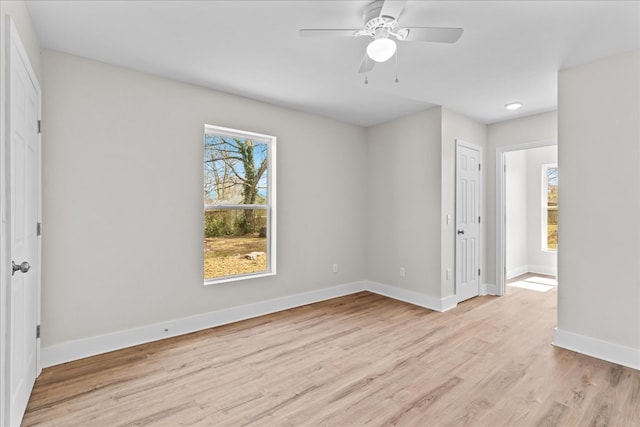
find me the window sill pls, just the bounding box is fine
[204,271,275,286]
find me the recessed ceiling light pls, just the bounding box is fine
[505,102,523,110]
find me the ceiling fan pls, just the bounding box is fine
[299,0,463,73]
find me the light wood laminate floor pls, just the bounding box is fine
[23,287,640,426]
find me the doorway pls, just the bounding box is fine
[496,141,557,296]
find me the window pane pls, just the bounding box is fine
[203,124,275,284]
[204,133,268,205]
[204,209,268,280]
[546,167,558,250]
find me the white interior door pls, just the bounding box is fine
[7,18,41,427]
[455,140,481,303]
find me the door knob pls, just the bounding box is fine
[457,229,465,235]
[12,261,30,276]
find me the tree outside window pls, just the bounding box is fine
[204,125,276,283]
[543,165,558,251]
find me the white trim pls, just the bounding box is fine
[42,281,368,368]
[205,271,276,286]
[496,139,557,296]
[42,280,465,367]
[506,265,557,280]
[506,265,530,280]
[484,283,500,296]
[48,279,638,373]
[440,295,458,311]
[203,125,273,143]
[526,264,557,277]
[367,281,457,312]
[553,327,640,371]
[203,124,276,285]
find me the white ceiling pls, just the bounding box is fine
[26,0,640,127]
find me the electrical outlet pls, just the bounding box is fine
[333,263,338,273]
[400,267,406,277]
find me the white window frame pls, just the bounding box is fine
[541,163,558,252]
[203,125,276,285]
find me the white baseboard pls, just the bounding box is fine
[480,283,501,296]
[553,327,640,371]
[366,281,457,312]
[507,264,557,279]
[41,279,506,368]
[527,265,557,277]
[440,294,458,311]
[506,265,529,280]
[41,281,367,368]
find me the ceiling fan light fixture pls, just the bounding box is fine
[366,37,397,62]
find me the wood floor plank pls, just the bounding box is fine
[22,288,640,426]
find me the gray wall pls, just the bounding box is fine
[0,0,42,422]
[41,49,368,347]
[505,150,528,275]
[558,50,640,350]
[365,107,487,300]
[366,108,443,295]
[41,50,488,356]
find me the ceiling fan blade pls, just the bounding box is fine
[379,0,407,19]
[358,54,375,74]
[298,29,359,38]
[397,27,464,43]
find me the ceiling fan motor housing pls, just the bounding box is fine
[363,0,399,33]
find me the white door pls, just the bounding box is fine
[455,140,482,303]
[7,18,41,427]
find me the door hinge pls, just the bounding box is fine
[478,268,481,276]
[478,216,481,224]
[37,222,41,236]
[37,119,41,134]
[36,324,41,339]
[478,163,481,171]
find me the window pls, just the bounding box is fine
[542,164,558,251]
[204,125,276,284]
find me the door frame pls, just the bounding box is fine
[3,16,42,426]
[455,139,483,301]
[495,139,556,296]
